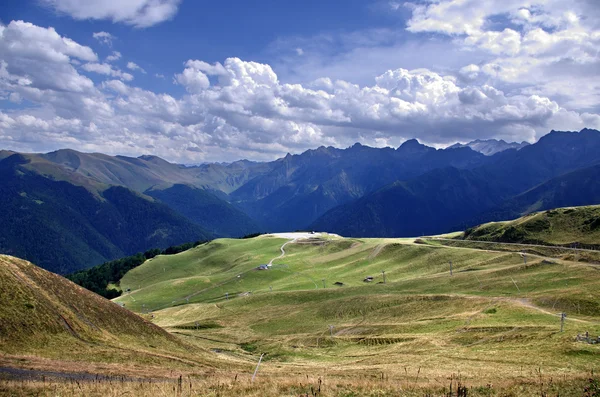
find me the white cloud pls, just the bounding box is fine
[173,60,229,93]
[0,20,97,64]
[82,62,134,81]
[93,31,114,46]
[459,64,480,81]
[41,0,182,28]
[126,61,146,74]
[402,0,600,110]
[1,20,599,163]
[106,51,121,62]
[0,20,97,98]
[295,48,304,56]
[174,67,210,93]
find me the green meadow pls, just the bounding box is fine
[113,232,600,388]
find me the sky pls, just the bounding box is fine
[1,0,599,163]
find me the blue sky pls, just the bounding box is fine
[1,0,405,92]
[0,0,599,162]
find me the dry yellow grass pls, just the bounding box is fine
[2,231,600,396]
[2,371,599,396]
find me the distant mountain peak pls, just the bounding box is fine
[448,139,529,156]
[400,138,421,147]
[397,138,434,155]
[537,128,600,145]
[138,154,168,163]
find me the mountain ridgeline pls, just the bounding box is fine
[1,128,599,273]
[460,205,600,248]
[311,128,600,236]
[0,154,212,274]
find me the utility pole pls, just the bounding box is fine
[251,353,265,382]
[449,261,453,276]
[560,313,567,332]
[382,270,386,284]
[511,277,521,293]
[322,279,326,288]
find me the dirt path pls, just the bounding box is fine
[269,238,297,265]
[268,237,320,289]
[430,237,600,253]
[418,238,598,270]
[504,297,592,324]
[368,244,385,260]
[167,236,315,308]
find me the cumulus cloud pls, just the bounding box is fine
[458,64,480,81]
[173,60,229,93]
[1,20,599,163]
[126,61,146,73]
[93,31,114,46]
[0,20,97,97]
[82,62,134,81]
[41,0,182,28]
[404,0,600,111]
[106,51,121,62]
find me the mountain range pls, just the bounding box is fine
[1,128,599,273]
[448,139,529,156]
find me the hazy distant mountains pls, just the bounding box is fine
[1,128,599,273]
[448,139,529,156]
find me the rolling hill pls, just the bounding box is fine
[0,254,206,371]
[4,204,600,394]
[461,205,600,247]
[109,224,600,389]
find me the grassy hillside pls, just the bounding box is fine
[0,255,226,375]
[113,232,600,388]
[462,205,600,247]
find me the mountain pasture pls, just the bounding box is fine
[111,233,600,393]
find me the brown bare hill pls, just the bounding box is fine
[0,255,188,360]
